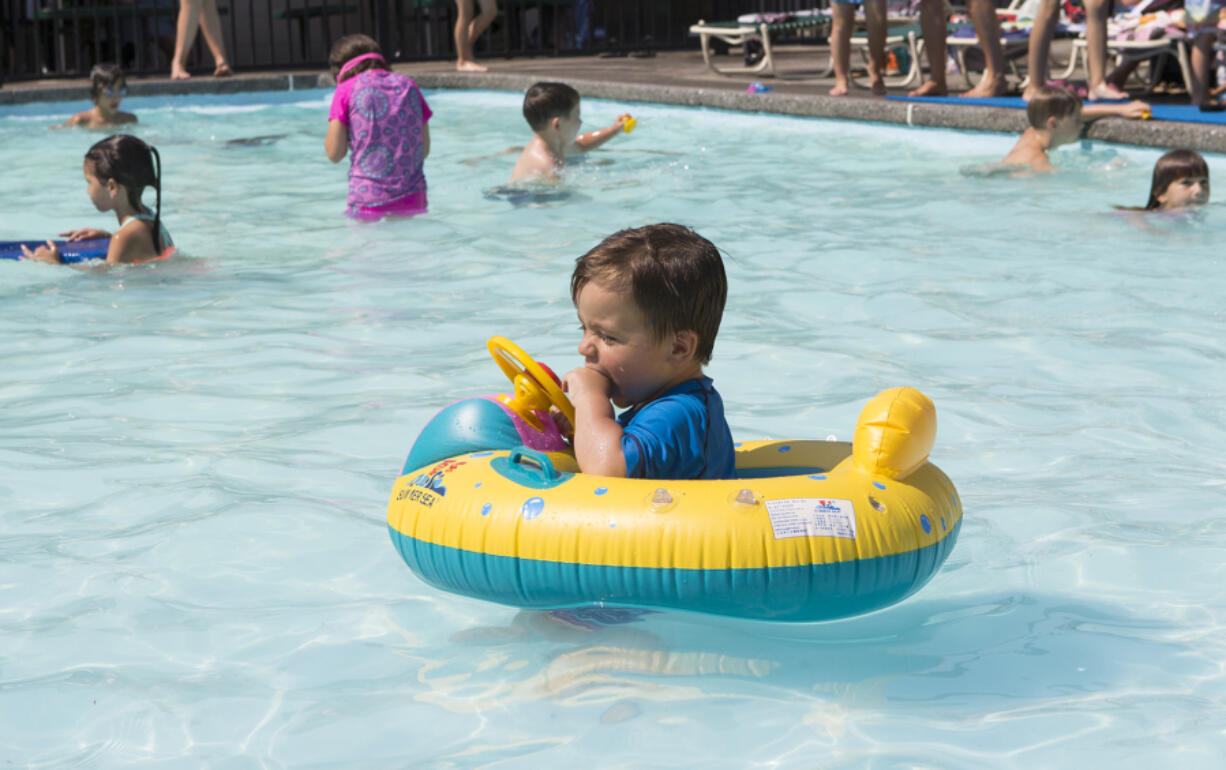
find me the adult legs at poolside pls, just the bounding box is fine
[909,0,1007,97]
[1188,10,1224,107]
[1024,0,1126,101]
[170,0,231,79]
[829,0,888,96]
[455,0,499,72]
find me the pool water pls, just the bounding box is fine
[2,88,1224,767]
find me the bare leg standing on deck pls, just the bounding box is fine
[171,0,231,79]
[456,0,499,72]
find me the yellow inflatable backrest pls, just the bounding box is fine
[852,387,936,479]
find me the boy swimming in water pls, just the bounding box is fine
[1002,85,1150,172]
[63,64,137,129]
[509,82,629,184]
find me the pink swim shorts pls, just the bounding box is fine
[348,190,428,222]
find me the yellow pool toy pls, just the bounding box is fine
[387,338,961,622]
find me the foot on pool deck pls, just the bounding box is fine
[960,76,1009,98]
[213,62,233,77]
[1086,82,1128,101]
[829,81,850,96]
[908,79,947,97]
[870,78,887,96]
[456,60,488,72]
[171,63,191,80]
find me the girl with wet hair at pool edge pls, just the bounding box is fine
[22,134,174,266]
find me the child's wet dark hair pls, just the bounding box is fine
[522,82,580,132]
[85,134,164,252]
[89,63,126,102]
[1145,148,1210,210]
[571,224,727,366]
[1026,85,1081,129]
[329,34,387,83]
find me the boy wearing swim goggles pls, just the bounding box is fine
[63,64,137,129]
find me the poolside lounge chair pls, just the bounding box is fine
[1051,4,1206,95]
[690,10,831,76]
[1053,37,1191,91]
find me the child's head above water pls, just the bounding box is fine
[523,82,581,134]
[1026,85,1082,145]
[89,63,126,109]
[85,134,164,248]
[328,33,387,84]
[1026,85,1081,128]
[570,224,727,407]
[1145,149,1210,210]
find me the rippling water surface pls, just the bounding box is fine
[2,88,1224,767]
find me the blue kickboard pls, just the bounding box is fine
[0,238,110,264]
[886,95,1226,125]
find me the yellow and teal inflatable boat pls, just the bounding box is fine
[387,337,962,622]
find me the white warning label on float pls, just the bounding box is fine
[765,498,857,540]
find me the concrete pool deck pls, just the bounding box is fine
[4,48,1226,153]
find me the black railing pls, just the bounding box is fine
[1,0,830,81]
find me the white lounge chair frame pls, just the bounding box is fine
[1054,36,1193,93]
[690,16,832,77]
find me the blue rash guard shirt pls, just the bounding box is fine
[616,377,736,480]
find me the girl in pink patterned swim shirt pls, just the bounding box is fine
[325,34,432,221]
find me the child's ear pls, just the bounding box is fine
[670,330,699,365]
[550,116,561,132]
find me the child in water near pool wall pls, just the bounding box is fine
[559,224,736,480]
[22,134,172,265]
[62,64,138,129]
[509,82,631,184]
[325,34,431,221]
[1118,149,1211,211]
[1002,85,1150,172]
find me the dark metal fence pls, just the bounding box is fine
[1,0,828,82]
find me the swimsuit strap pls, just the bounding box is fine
[117,212,154,231]
[117,212,173,248]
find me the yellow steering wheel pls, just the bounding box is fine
[487,335,575,435]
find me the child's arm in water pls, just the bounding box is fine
[462,146,522,166]
[60,110,91,128]
[561,367,627,477]
[325,120,348,163]
[570,116,629,155]
[20,222,156,266]
[61,227,111,241]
